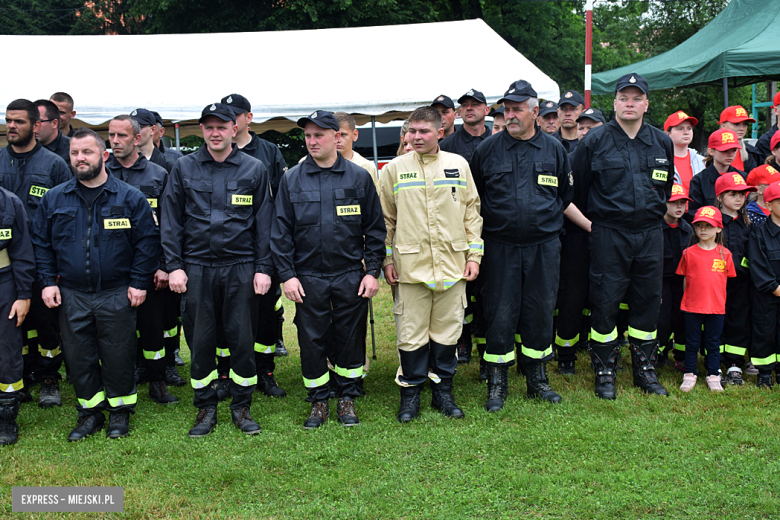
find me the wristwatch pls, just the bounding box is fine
[367,269,381,279]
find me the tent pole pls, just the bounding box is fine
[723,78,729,109]
[371,116,379,170]
[752,84,758,139]
[584,0,593,107]
[175,123,181,152]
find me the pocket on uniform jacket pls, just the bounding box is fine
[27,174,52,209]
[183,178,213,216]
[451,241,469,252]
[396,243,420,254]
[290,191,321,227]
[334,188,365,224]
[533,162,559,197]
[226,180,254,218]
[592,157,627,192]
[51,207,78,242]
[101,206,132,240]
[484,165,512,199]
[648,157,670,187]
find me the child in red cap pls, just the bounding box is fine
[747,182,780,387]
[664,111,705,195]
[689,129,746,217]
[657,184,693,371]
[676,206,736,392]
[714,173,755,384]
[719,105,760,173]
[767,130,780,170]
[746,164,780,225]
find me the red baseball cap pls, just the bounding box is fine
[774,91,780,108]
[708,129,742,151]
[770,130,780,152]
[715,172,755,197]
[719,105,756,125]
[664,111,699,132]
[669,183,691,202]
[692,206,723,228]
[763,182,780,204]
[747,164,780,187]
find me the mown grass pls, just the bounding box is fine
[2,283,780,519]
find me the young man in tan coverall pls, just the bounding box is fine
[380,106,483,423]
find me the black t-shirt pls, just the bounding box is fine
[78,181,105,207]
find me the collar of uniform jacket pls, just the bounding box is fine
[607,118,654,149]
[454,124,491,143]
[194,142,242,165]
[106,153,148,172]
[61,170,121,195]
[300,152,348,174]
[502,124,544,150]
[767,218,780,237]
[414,149,441,165]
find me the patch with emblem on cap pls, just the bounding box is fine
[565,92,573,98]
[467,89,474,96]
[652,169,668,182]
[104,218,131,229]
[227,96,233,104]
[736,107,748,117]
[210,104,216,110]
[700,207,716,218]
[629,76,637,83]
[509,89,515,94]
[437,96,444,101]
[546,102,553,107]
[585,109,593,114]
[769,166,779,175]
[0,229,11,240]
[311,111,318,119]
[672,184,684,196]
[538,175,558,187]
[732,174,746,185]
[678,111,688,119]
[337,205,361,216]
[231,194,253,205]
[131,110,137,116]
[722,132,736,144]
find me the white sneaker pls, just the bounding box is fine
[706,374,724,392]
[680,373,697,392]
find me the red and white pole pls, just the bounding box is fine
[585,0,593,107]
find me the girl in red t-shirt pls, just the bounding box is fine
[676,206,737,392]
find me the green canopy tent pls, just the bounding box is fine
[591,0,780,103]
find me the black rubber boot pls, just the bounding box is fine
[106,411,130,439]
[630,341,669,396]
[259,372,287,397]
[757,372,774,389]
[149,380,179,405]
[431,378,465,418]
[524,362,562,403]
[457,324,472,364]
[337,397,360,426]
[68,413,105,442]
[39,377,62,408]
[397,386,421,423]
[274,320,288,357]
[303,401,329,429]
[165,366,186,387]
[485,365,508,412]
[231,407,262,435]
[0,394,20,446]
[589,342,619,400]
[189,406,218,438]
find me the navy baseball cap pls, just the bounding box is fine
[458,89,487,105]
[577,108,606,124]
[221,94,251,114]
[150,111,164,127]
[499,80,537,104]
[199,103,236,123]
[297,110,339,131]
[130,108,156,127]
[559,90,585,107]
[615,73,649,94]
[538,100,559,117]
[431,95,455,110]
[490,106,505,117]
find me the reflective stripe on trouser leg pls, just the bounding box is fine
[137,284,166,381]
[750,290,780,371]
[0,279,24,392]
[482,239,560,365]
[556,229,590,345]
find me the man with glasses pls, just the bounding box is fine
[34,100,70,164]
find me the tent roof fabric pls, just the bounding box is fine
[0,19,559,132]
[591,0,780,95]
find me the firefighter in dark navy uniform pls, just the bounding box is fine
[470,80,573,411]
[570,73,674,400]
[272,110,386,429]
[162,103,275,438]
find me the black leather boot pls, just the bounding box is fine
[431,378,464,418]
[68,413,105,442]
[337,397,360,426]
[397,386,421,423]
[39,377,62,408]
[258,372,287,398]
[0,394,20,445]
[106,411,131,439]
[485,365,508,412]
[274,320,288,357]
[303,401,329,429]
[524,362,562,403]
[630,340,669,396]
[457,324,472,364]
[149,380,179,405]
[589,342,620,400]
[231,407,262,435]
[189,406,217,438]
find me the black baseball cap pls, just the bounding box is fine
[458,89,487,105]
[559,90,585,107]
[130,108,156,127]
[615,73,649,94]
[498,80,537,104]
[431,95,455,110]
[538,100,559,117]
[221,94,251,114]
[297,110,339,131]
[577,108,606,124]
[150,111,164,127]
[490,106,505,117]
[199,103,236,123]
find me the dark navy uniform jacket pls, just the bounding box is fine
[439,125,492,163]
[0,142,71,224]
[756,123,778,160]
[239,131,288,197]
[749,218,780,294]
[43,131,71,166]
[662,219,692,278]
[271,153,385,282]
[31,174,160,292]
[571,119,674,232]
[0,187,35,300]
[470,126,573,246]
[161,144,274,276]
[688,164,746,217]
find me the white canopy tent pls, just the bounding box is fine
[0,19,559,145]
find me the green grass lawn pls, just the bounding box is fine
[3,283,780,519]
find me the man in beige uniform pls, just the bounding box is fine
[380,106,483,423]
